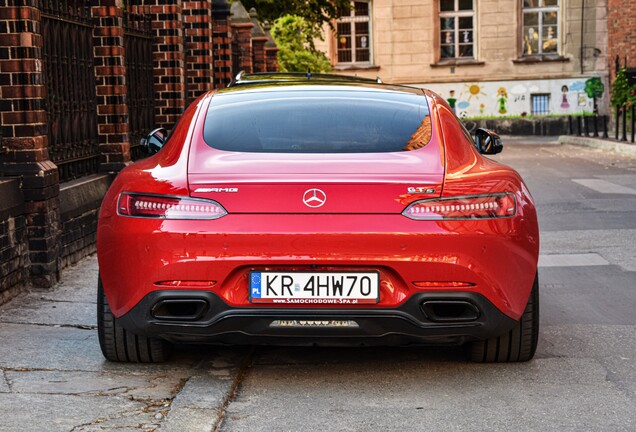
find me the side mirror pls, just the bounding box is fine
[140,128,168,155]
[474,128,503,155]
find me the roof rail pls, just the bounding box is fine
[229,72,385,86]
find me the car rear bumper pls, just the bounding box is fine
[116,290,518,346]
[98,213,539,320]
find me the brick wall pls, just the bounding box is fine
[249,8,267,73]
[146,0,186,129]
[212,0,232,87]
[230,1,254,74]
[0,180,28,303]
[183,0,213,104]
[0,0,61,290]
[0,0,277,303]
[58,175,111,269]
[0,213,27,301]
[263,21,278,73]
[92,0,131,172]
[608,0,636,80]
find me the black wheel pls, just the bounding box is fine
[97,276,172,363]
[465,274,539,363]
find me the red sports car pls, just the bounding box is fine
[97,73,539,363]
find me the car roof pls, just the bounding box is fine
[216,72,425,96]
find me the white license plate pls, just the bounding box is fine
[249,271,379,305]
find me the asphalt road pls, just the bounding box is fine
[1,140,635,432]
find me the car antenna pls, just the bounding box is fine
[306,68,311,80]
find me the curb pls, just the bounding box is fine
[500,135,560,145]
[558,135,636,155]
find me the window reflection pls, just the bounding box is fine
[522,0,559,56]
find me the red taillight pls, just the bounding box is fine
[412,281,475,288]
[403,193,516,220]
[155,280,217,288]
[118,192,227,220]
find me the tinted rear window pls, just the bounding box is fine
[203,90,432,153]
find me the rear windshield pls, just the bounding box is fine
[203,90,432,153]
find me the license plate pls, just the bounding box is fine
[249,271,380,305]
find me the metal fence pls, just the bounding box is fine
[41,0,99,182]
[231,34,241,79]
[568,115,609,139]
[613,105,635,143]
[610,56,636,143]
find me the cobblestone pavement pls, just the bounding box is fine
[0,256,251,432]
[1,141,635,431]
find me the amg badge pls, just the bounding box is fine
[194,187,238,193]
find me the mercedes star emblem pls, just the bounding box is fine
[302,188,327,208]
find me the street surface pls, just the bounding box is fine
[1,139,636,431]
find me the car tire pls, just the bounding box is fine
[97,276,172,363]
[465,274,539,363]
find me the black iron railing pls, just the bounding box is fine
[608,55,636,143]
[231,34,241,79]
[612,105,635,143]
[124,4,155,160]
[41,0,91,21]
[567,115,609,139]
[41,0,99,182]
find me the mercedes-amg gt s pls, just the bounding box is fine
[97,73,539,363]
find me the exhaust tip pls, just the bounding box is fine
[151,299,209,321]
[420,300,480,323]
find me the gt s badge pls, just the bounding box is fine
[408,187,436,194]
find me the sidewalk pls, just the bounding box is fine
[0,255,242,432]
[558,135,636,155]
[499,135,560,145]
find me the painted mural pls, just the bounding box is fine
[496,87,508,114]
[426,77,605,118]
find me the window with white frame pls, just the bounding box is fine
[439,0,475,60]
[531,94,551,115]
[336,1,372,65]
[522,0,559,56]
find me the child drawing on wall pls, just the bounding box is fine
[560,85,570,109]
[497,87,508,114]
[447,90,457,113]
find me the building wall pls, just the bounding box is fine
[607,0,636,80]
[317,0,609,116]
[422,77,596,119]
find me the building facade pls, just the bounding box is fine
[317,0,609,118]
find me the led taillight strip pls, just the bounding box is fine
[412,281,476,288]
[118,192,227,220]
[133,199,223,214]
[403,193,516,220]
[155,280,217,288]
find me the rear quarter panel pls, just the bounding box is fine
[428,90,540,312]
[97,94,211,305]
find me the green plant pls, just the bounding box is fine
[241,0,350,34]
[585,77,605,99]
[271,14,332,73]
[611,68,636,108]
